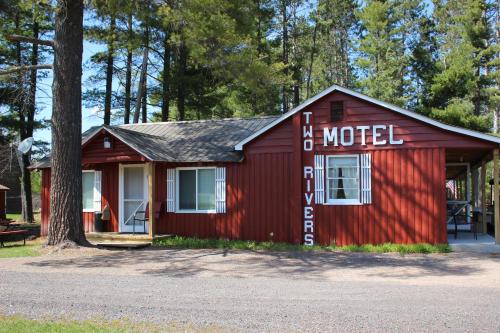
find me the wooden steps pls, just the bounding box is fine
[86,232,175,248]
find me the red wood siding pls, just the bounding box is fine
[0,190,6,219]
[40,163,119,236]
[244,118,294,154]
[40,169,50,236]
[82,131,145,164]
[155,152,295,243]
[99,163,119,232]
[315,148,447,245]
[313,92,497,151]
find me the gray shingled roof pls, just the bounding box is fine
[31,116,280,168]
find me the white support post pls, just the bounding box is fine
[494,149,500,244]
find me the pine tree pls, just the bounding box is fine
[429,0,493,131]
[356,0,407,106]
[0,0,52,223]
[310,0,359,94]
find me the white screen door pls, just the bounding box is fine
[119,165,148,233]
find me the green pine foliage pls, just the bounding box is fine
[2,0,500,134]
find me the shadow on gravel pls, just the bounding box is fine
[24,247,492,279]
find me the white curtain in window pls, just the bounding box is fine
[93,170,102,212]
[198,169,215,210]
[327,156,359,201]
[82,172,94,210]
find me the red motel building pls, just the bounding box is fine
[33,86,500,245]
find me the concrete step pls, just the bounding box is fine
[95,242,151,250]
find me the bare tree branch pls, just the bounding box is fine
[6,35,54,47]
[0,64,53,76]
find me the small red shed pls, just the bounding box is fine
[32,86,500,245]
[0,184,9,220]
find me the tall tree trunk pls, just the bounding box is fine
[281,1,288,113]
[133,26,149,123]
[103,14,116,126]
[255,0,264,56]
[123,12,132,124]
[161,33,170,122]
[306,19,317,99]
[291,4,300,107]
[48,0,87,246]
[176,40,187,121]
[13,11,34,224]
[141,79,147,123]
[494,0,500,133]
[20,16,39,223]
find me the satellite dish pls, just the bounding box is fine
[17,137,34,155]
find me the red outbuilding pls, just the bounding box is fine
[0,184,9,220]
[33,86,500,245]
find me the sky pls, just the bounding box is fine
[34,0,436,147]
[35,40,106,145]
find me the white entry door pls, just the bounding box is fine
[119,164,148,233]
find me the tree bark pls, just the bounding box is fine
[306,19,317,99]
[123,12,133,124]
[141,79,147,123]
[103,14,116,125]
[176,40,187,121]
[12,11,34,224]
[20,17,40,224]
[133,26,149,123]
[161,33,171,122]
[281,1,289,113]
[6,34,54,47]
[0,64,52,76]
[48,0,87,246]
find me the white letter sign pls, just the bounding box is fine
[323,124,403,147]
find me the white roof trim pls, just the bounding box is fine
[234,85,500,150]
[82,126,155,161]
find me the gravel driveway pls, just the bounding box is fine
[1,247,499,332]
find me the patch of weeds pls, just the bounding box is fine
[153,236,451,254]
[0,240,41,258]
[0,315,219,333]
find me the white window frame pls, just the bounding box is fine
[325,154,361,205]
[82,170,95,212]
[176,167,217,214]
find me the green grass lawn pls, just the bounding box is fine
[0,240,41,258]
[153,236,451,254]
[0,315,218,333]
[5,213,21,221]
[5,212,41,223]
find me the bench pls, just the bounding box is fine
[0,230,29,247]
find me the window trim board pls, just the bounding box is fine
[325,154,361,205]
[82,170,95,212]
[175,167,217,213]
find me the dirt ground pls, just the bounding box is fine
[1,247,499,332]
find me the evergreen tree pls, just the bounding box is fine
[429,0,493,131]
[0,0,52,222]
[356,0,407,106]
[309,0,359,95]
